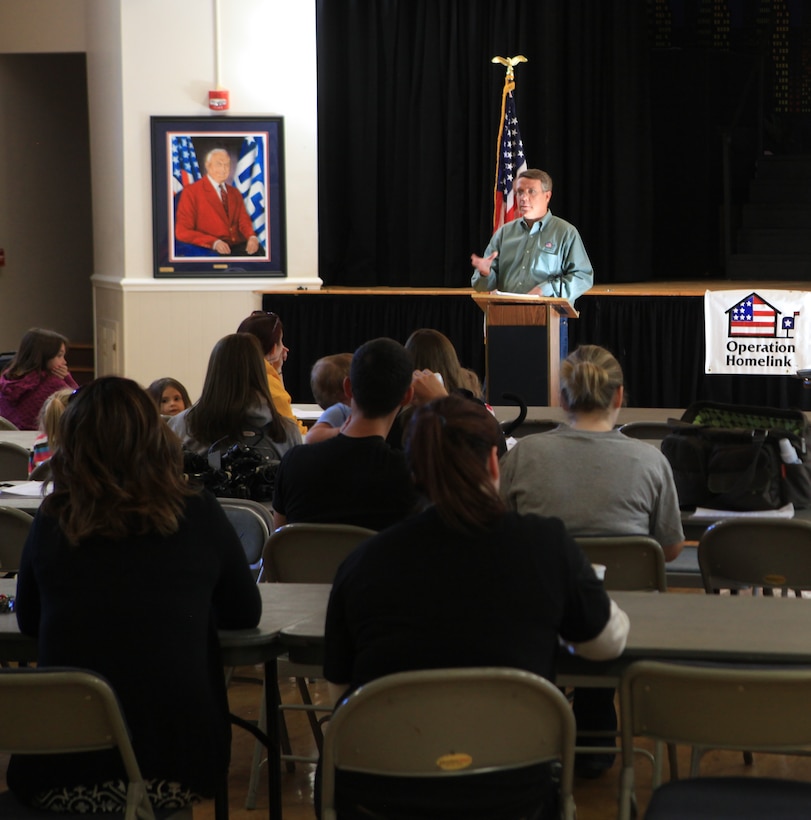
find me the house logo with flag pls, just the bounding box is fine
[725,292,786,338]
[705,289,811,375]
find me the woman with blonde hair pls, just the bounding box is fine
[500,344,684,777]
[9,377,261,811]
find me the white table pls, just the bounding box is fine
[281,589,811,673]
[0,430,39,451]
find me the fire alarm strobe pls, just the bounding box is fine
[209,89,230,111]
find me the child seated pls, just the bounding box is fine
[305,353,352,444]
[28,388,73,477]
[147,377,192,418]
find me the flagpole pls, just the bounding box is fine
[491,55,528,232]
[492,75,513,230]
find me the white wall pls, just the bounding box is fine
[0,1,92,351]
[89,0,321,398]
[1,0,320,398]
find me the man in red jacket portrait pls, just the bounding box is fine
[175,148,264,257]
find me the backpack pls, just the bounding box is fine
[661,401,811,511]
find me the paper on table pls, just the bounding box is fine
[494,290,542,300]
[0,481,50,497]
[291,406,322,420]
[688,502,795,519]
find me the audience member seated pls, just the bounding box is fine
[394,328,499,452]
[460,366,485,398]
[305,352,353,444]
[0,328,78,430]
[499,344,685,778]
[272,337,439,531]
[404,328,479,395]
[8,377,261,812]
[146,376,192,418]
[28,387,72,477]
[320,394,629,819]
[168,333,301,459]
[237,310,308,436]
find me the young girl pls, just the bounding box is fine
[0,328,78,430]
[28,388,73,476]
[147,377,192,418]
[168,333,302,459]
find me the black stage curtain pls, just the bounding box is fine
[266,292,809,411]
[262,293,485,404]
[572,296,808,410]
[316,0,653,288]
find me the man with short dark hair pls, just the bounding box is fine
[272,338,441,531]
[470,168,593,303]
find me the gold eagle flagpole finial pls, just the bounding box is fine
[491,54,528,80]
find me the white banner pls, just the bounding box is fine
[704,289,811,375]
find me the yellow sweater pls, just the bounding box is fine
[266,360,308,436]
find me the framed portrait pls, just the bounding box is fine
[150,116,286,278]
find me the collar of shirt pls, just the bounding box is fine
[520,209,552,234]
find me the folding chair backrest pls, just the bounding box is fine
[0,442,30,480]
[260,522,376,583]
[621,660,811,754]
[0,506,33,573]
[219,498,274,576]
[619,661,811,819]
[575,535,667,592]
[698,518,811,593]
[0,416,19,431]
[0,668,155,819]
[321,667,576,820]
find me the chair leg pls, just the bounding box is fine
[279,700,296,771]
[245,678,297,811]
[296,676,325,754]
[666,743,679,780]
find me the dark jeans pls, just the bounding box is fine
[572,686,617,749]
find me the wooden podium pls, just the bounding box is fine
[472,293,579,407]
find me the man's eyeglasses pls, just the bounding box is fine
[515,188,544,198]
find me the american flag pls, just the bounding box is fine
[236,136,267,249]
[170,135,201,194]
[730,294,777,336]
[492,79,527,233]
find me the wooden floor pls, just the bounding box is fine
[4,659,811,819]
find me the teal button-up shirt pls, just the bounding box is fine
[471,211,594,302]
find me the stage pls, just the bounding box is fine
[259,282,811,410]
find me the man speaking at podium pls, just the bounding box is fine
[470,168,593,304]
